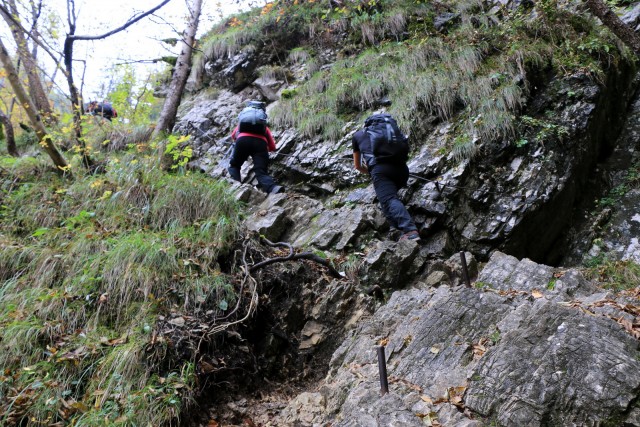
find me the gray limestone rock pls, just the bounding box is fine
[361,239,425,288]
[277,253,640,426]
[246,206,291,242]
[465,300,640,426]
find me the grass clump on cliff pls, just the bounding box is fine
[196,0,632,160]
[192,0,417,86]
[0,151,243,425]
[584,256,640,292]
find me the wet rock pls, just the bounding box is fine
[626,407,640,426]
[419,229,455,258]
[231,182,265,205]
[299,321,327,350]
[208,51,259,91]
[478,251,597,300]
[253,75,285,102]
[423,270,450,287]
[477,251,554,291]
[444,250,478,287]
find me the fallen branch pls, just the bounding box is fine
[251,237,344,279]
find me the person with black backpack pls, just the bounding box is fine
[88,100,118,121]
[228,101,283,194]
[352,113,419,241]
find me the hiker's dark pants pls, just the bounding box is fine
[370,163,417,233]
[228,136,276,193]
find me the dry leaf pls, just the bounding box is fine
[531,289,543,299]
[618,317,634,333]
[472,343,486,359]
[99,336,127,346]
[420,395,433,404]
[430,346,440,354]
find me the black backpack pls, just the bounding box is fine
[365,113,409,163]
[238,102,268,134]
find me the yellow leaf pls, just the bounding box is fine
[98,190,112,200]
[420,395,433,404]
[532,289,543,299]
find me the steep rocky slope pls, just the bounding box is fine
[170,0,640,425]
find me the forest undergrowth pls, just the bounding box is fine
[0,136,247,425]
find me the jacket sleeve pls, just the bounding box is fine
[265,127,276,152]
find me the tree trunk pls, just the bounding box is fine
[152,0,203,143]
[0,38,68,171]
[63,35,93,169]
[1,0,55,124]
[584,0,640,54]
[0,109,18,157]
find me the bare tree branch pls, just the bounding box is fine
[0,37,68,171]
[68,0,173,42]
[0,3,70,79]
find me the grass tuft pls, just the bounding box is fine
[0,152,243,425]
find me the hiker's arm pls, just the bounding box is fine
[353,152,367,174]
[265,127,276,152]
[231,126,239,141]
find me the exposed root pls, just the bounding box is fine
[250,237,343,279]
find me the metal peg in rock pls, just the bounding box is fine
[460,251,471,287]
[377,345,389,395]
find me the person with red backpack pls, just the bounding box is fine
[228,101,283,194]
[352,112,419,241]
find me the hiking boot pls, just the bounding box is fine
[400,230,420,241]
[269,185,285,194]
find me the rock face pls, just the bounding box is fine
[275,252,640,427]
[563,90,640,266]
[177,65,636,269]
[171,2,640,425]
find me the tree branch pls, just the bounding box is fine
[0,3,70,79]
[584,0,640,55]
[68,0,172,42]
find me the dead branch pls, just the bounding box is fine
[68,0,172,42]
[251,237,344,279]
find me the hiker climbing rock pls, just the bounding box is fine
[352,112,419,241]
[88,100,118,121]
[228,101,284,194]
